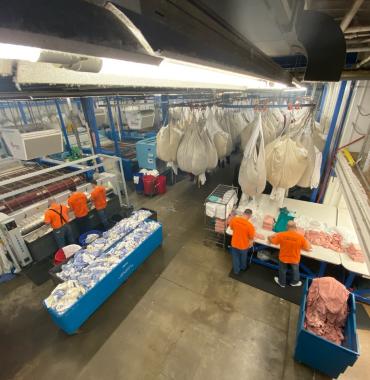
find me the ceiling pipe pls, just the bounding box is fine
[356,55,370,68]
[345,32,370,39]
[340,0,365,32]
[346,38,370,44]
[347,45,370,52]
[345,25,370,33]
[341,70,370,79]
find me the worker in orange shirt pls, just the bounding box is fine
[90,179,109,230]
[44,198,74,248]
[228,209,255,275]
[68,185,89,234]
[268,221,312,288]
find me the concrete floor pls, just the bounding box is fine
[1,162,369,380]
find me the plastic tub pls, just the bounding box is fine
[54,248,66,265]
[133,172,144,193]
[156,175,167,194]
[143,175,156,196]
[44,225,163,334]
[294,279,359,378]
[78,230,102,246]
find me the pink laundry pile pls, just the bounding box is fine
[262,215,274,231]
[255,232,265,240]
[305,277,349,345]
[345,243,365,263]
[305,230,344,252]
[215,218,226,233]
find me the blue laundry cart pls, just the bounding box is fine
[294,279,359,378]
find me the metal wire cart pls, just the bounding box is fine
[204,184,238,247]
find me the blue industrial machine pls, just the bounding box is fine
[136,136,157,170]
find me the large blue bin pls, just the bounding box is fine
[44,225,162,334]
[294,279,359,378]
[136,137,157,170]
[133,172,144,193]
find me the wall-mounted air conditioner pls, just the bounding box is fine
[1,128,63,160]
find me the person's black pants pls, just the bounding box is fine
[76,215,90,234]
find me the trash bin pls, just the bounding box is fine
[156,175,167,194]
[294,279,359,378]
[143,175,156,196]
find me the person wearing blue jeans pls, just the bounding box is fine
[278,262,300,287]
[53,224,74,248]
[268,221,311,287]
[231,247,249,274]
[97,209,109,230]
[228,209,255,275]
[44,198,74,249]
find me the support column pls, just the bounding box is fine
[161,94,169,125]
[106,96,121,157]
[115,96,125,142]
[311,81,348,202]
[55,99,72,153]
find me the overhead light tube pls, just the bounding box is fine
[101,57,288,90]
[0,43,41,62]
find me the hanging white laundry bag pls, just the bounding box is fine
[238,113,266,197]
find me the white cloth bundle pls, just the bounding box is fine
[297,132,316,188]
[311,147,322,188]
[238,113,266,197]
[228,112,246,147]
[261,112,276,146]
[156,125,171,162]
[240,115,257,152]
[216,109,234,156]
[243,108,255,123]
[63,244,82,258]
[45,280,86,314]
[156,121,184,165]
[201,128,218,171]
[265,136,308,189]
[313,121,326,152]
[177,117,208,176]
[205,109,231,160]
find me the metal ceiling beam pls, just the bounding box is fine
[345,32,370,39]
[347,45,370,52]
[356,55,370,68]
[340,0,365,31]
[340,69,370,79]
[346,25,370,33]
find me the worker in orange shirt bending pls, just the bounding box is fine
[44,198,74,248]
[268,221,312,288]
[68,185,89,234]
[228,209,255,275]
[90,179,109,230]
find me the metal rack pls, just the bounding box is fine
[204,184,238,247]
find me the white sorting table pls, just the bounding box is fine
[337,208,370,282]
[239,195,341,268]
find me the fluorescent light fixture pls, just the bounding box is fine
[284,87,307,92]
[0,43,41,62]
[1,42,290,90]
[101,57,287,90]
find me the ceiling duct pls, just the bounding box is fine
[113,0,292,85]
[0,0,161,66]
[296,10,346,81]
